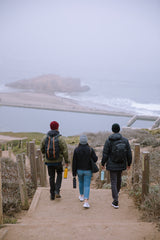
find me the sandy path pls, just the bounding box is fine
[1,171,160,240]
[0,135,27,144]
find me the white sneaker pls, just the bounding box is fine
[79,195,84,202]
[83,202,90,208]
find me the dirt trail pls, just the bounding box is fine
[1,171,160,240]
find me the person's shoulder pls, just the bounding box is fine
[104,138,110,144]
[42,134,47,141]
[73,145,79,153]
[58,134,65,140]
[121,135,130,145]
[121,135,129,141]
[58,135,67,144]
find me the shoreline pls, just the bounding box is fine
[0,92,159,129]
[0,91,133,117]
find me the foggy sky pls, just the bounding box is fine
[0,0,160,84]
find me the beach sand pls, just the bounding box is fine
[0,91,132,117]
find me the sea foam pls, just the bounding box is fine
[55,92,160,116]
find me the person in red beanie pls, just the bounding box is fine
[40,121,69,200]
[50,121,59,131]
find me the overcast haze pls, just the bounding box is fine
[0,0,160,85]
[0,0,160,134]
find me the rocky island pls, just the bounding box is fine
[6,74,90,93]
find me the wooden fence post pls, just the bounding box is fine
[142,151,150,199]
[29,141,37,189]
[35,155,40,180]
[43,163,47,187]
[0,158,3,224]
[8,146,12,158]
[22,153,26,165]
[36,149,47,187]
[26,142,29,157]
[127,149,134,188]
[133,144,140,190]
[16,154,29,210]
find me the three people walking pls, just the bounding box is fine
[41,121,132,209]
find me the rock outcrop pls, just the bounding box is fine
[6,74,90,93]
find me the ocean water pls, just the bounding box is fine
[0,106,154,137]
[0,76,160,117]
[0,77,159,136]
[55,77,160,116]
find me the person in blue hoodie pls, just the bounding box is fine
[101,123,132,209]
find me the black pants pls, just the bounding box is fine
[110,170,122,202]
[47,164,63,196]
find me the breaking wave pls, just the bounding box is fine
[55,92,160,116]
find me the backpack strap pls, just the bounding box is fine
[52,136,56,159]
[47,135,51,159]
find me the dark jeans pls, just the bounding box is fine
[110,170,122,202]
[47,164,63,196]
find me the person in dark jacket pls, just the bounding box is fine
[101,123,132,209]
[40,121,69,200]
[72,135,98,208]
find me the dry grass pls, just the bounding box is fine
[1,157,35,223]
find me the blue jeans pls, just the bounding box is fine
[77,170,92,200]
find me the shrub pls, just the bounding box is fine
[141,186,160,228]
[1,157,35,218]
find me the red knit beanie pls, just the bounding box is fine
[50,121,59,130]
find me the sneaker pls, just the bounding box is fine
[112,200,119,209]
[50,194,55,200]
[55,191,61,198]
[83,202,90,208]
[79,195,84,202]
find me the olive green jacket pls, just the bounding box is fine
[40,131,69,164]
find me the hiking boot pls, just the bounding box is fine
[112,200,119,209]
[55,192,61,198]
[83,202,90,208]
[50,194,55,200]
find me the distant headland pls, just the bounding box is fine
[6,74,90,94]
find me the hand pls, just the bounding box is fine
[65,163,69,168]
[101,165,105,170]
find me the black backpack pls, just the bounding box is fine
[111,139,127,163]
[45,133,60,161]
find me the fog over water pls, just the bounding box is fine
[0,0,160,134]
